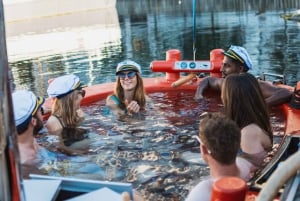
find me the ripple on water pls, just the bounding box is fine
[35,91,286,200]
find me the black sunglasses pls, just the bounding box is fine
[77,89,86,97]
[40,107,45,115]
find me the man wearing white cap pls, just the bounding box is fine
[12,90,45,165]
[194,45,292,106]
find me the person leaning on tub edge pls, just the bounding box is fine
[106,60,146,117]
[194,45,292,106]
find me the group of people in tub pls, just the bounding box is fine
[12,45,292,200]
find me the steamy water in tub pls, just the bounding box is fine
[32,90,285,201]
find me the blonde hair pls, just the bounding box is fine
[52,91,81,127]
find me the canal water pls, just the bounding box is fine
[33,91,285,201]
[5,0,300,96]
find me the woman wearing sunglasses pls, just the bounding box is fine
[106,60,146,116]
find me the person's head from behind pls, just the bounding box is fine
[115,60,146,107]
[12,90,45,136]
[221,73,272,139]
[221,45,253,78]
[199,112,240,165]
[47,74,85,127]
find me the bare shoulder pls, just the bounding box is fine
[258,79,292,100]
[241,123,272,151]
[240,124,262,152]
[46,115,58,125]
[258,80,292,93]
[45,116,62,134]
[258,80,279,91]
[106,94,113,102]
[241,124,262,138]
[106,95,125,115]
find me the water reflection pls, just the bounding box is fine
[33,91,285,200]
[6,0,300,96]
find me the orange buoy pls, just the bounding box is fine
[210,48,223,78]
[211,176,247,201]
[171,73,196,88]
[166,49,181,61]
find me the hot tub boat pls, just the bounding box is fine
[38,48,300,201]
[1,0,300,198]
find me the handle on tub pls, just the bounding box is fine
[171,73,196,88]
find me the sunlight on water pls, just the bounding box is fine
[7,25,121,62]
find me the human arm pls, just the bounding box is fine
[194,77,223,100]
[45,115,63,134]
[258,80,292,106]
[241,124,265,154]
[106,95,126,116]
[76,108,85,124]
[106,95,142,117]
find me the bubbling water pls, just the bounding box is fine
[34,91,285,200]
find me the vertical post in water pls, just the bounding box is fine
[192,0,196,61]
[0,0,25,200]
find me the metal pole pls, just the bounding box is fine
[192,0,196,61]
[0,0,25,200]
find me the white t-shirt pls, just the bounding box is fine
[185,178,213,201]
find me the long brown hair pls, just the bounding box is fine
[222,73,273,142]
[114,72,146,110]
[52,91,81,127]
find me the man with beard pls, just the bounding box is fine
[12,90,45,165]
[194,45,292,106]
